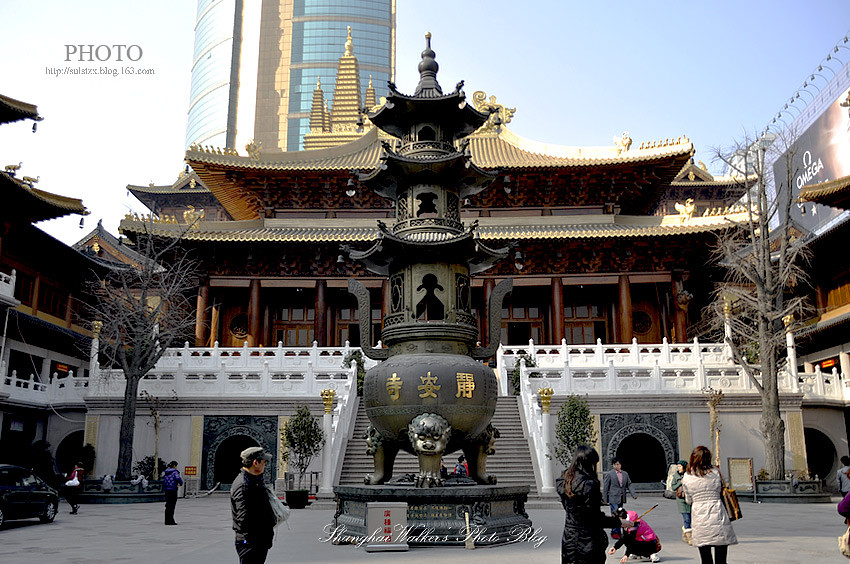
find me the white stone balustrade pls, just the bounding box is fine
[496,337,838,398]
[90,341,377,398]
[1,369,88,406]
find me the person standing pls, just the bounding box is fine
[162,461,183,525]
[838,456,850,497]
[231,447,275,564]
[669,459,693,544]
[681,446,737,564]
[557,445,633,563]
[603,456,637,535]
[62,462,85,515]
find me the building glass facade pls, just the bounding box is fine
[258,0,395,151]
[185,0,239,149]
[186,0,395,152]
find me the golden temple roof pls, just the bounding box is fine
[120,210,745,243]
[1,171,88,222]
[798,174,850,209]
[188,126,693,172]
[0,93,42,125]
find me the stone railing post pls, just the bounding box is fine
[319,388,336,496]
[539,387,555,494]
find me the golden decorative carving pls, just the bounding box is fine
[245,139,262,161]
[92,320,103,338]
[674,198,695,222]
[321,389,336,414]
[5,162,21,173]
[21,175,39,185]
[472,91,516,132]
[183,205,205,227]
[613,131,632,155]
[538,387,554,414]
[783,314,794,327]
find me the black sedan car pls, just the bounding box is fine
[0,464,59,528]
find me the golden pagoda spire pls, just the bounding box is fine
[344,25,353,56]
[364,74,377,109]
[309,78,327,132]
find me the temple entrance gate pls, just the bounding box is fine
[600,413,678,486]
[202,416,277,489]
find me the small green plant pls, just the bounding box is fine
[553,394,596,468]
[281,404,326,490]
[756,468,770,481]
[342,349,366,395]
[511,354,536,395]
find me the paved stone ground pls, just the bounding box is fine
[1,494,847,563]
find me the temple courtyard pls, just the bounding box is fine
[0,494,846,563]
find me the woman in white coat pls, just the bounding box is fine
[681,446,737,564]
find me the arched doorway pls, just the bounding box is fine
[616,433,667,484]
[55,430,84,475]
[214,435,259,488]
[805,427,836,481]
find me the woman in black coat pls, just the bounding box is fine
[557,445,633,564]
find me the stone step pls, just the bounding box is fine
[338,396,538,496]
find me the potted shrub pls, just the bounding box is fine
[281,404,325,509]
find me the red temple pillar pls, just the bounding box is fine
[672,275,689,343]
[314,280,327,346]
[617,275,633,343]
[551,277,564,345]
[248,279,260,346]
[195,282,209,346]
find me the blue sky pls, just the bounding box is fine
[0,1,848,244]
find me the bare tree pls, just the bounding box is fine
[86,221,198,479]
[709,130,809,480]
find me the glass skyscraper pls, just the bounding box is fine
[186,0,396,152]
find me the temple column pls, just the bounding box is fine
[617,275,633,343]
[65,293,74,328]
[483,279,495,345]
[248,279,260,346]
[314,280,327,346]
[194,283,209,346]
[551,277,564,345]
[672,273,688,343]
[382,281,390,344]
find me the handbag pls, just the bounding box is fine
[719,473,742,521]
[676,485,685,499]
[65,471,80,487]
[662,489,676,500]
[266,486,290,528]
[839,526,850,558]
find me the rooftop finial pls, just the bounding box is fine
[345,25,353,56]
[415,32,441,96]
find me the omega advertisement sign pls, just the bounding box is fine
[773,87,850,233]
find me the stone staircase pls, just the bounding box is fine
[337,396,539,497]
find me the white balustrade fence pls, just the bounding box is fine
[499,337,847,497]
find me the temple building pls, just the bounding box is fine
[0,94,92,471]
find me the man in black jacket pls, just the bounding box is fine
[231,447,275,564]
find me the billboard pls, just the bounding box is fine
[771,86,850,234]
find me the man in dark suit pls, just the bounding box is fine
[603,457,637,536]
